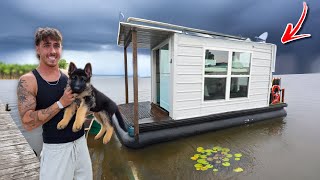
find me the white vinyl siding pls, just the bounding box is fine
[172,34,273,120]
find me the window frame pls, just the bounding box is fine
[202,47,252,103]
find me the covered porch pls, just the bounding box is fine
[117,18,178,138]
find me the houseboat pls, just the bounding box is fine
[112,17,287,148]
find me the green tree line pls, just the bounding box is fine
[0,59,68,79]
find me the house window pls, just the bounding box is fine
[205,50,228,75]
[230,77,249,98]
[204,50,228,100]
[231,52,251,75]
[204,49,251,101]
[230,52,251,98]
[204,78,226,100]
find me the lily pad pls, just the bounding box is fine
[196,167,201,170]
[222,162,231,167]
[190,156,198,160]
[200,155,207,159]
[215,160,221,164]
[234,153,242,158]
[205,164,214,169]
[197,159,208,165]
[235,158,241,161]
[233,167,244,172]
[222,148,230,152]
[194,164,203,168]
[205,149,213,153]
[213,169,219,172]
[201,167,208,171]
[222,158,230,162]
[213,146,222,151]
[197,147,204,153]
[226,154,233,158]
[207,157,213,161]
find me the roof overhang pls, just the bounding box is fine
[117,22,181,49]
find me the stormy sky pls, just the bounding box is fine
[0,0,319,75]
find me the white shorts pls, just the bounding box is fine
[40,135,93,180]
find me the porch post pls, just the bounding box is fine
[124,47,129,104]
[132,29,139,138]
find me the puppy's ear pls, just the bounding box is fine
[84,63,92,78]
[68,62,77,76]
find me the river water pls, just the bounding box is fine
[1,74,320,180]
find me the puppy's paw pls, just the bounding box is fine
[72,123,83,132]
[94,135,101,140]
[103,127,114,144]
[57,120,68,130]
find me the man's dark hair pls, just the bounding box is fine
[35,27,63,59]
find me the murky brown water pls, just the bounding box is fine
[1,74,320,180]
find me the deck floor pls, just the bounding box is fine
[118,101,173,125]
[0,102,40,179]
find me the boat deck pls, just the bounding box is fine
[118,101,173,126]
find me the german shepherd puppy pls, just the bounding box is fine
[57,62,127,144]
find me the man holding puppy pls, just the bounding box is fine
[17,27,92,180]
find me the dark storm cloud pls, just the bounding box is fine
[0,0,319,74]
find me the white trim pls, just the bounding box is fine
[172,34,178,119]
[117,23,121,46]
[226,51,232,100]
[151,50,156,104]
[152,37,173,116]
[121,22,182,34]
[267,45,275,105]
[271,44,277,72]
[170,35,175,118]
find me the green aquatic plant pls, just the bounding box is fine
[233,167,244,172]
[197,147,204,153]
[222,158,230,162]
[222,148,230,152]
[190,146,245,173]
[200,155,207,159]
[226,154,233,158]
[213,146,222,151]
[222,162,230,167]
[197,159,209,165]
[234,153,242,158]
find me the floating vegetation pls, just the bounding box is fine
[191,146,245,173]
[234,153,242,158]
[222,158,230,162]
[222,162,231,167]
[226,154,233,158]
[233,167,244,172]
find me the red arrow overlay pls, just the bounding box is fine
[281,2,311,44]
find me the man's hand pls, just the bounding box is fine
[59,86,76,107]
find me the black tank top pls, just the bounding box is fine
[32,69,84,143]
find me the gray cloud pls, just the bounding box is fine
[0,0,319,74]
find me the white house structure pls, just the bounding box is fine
[114,17,286,148]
